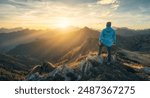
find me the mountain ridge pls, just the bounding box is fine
[0,27,150,81]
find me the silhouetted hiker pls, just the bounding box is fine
[98,22,116,65]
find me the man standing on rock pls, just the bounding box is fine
[98,22,116,65]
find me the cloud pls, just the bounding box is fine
[0,0,29,8]
[117,0,150,13]
[49,0,97,4]
[9,0,28,6]
[0,0,149,29]
[97,0,120,10]
[97,0,117,5]
[0,0,9,4]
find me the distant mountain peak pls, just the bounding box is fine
[81,26,93,31]
[0,27,23,33]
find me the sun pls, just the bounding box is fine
[56,18,71,28]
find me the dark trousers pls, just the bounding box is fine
[98,43,111,62]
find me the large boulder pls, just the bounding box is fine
[141,67,150,75]
[78,55,103,79]
[25,61,56,80]
[25,72,41,81]
[48,65,81,81]
[42,61,56,72]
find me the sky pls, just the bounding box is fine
[0,0,150,29]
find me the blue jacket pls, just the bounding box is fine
[99,27,116,47]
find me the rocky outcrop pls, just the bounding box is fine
[141,67,150,75]
[26,62,56,80]
[25,51,148,81]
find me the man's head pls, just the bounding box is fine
[106,22,111,27]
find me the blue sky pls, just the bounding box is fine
[0,0,150,29]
